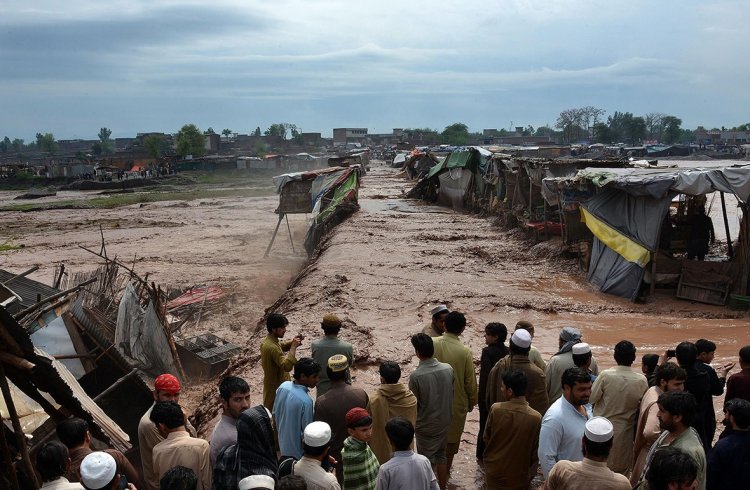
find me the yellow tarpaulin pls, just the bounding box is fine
[580,207,651,267]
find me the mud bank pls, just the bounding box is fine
[194,164,749,489]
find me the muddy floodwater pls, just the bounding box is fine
[2,164,748,489]
[196,163,748,489]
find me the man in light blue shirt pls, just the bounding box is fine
[539,367,593,478]
[273,357,321,459]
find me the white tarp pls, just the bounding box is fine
[115,281,180,379]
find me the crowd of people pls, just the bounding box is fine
[32,307,750,490]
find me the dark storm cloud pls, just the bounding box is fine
[0,5,271,80]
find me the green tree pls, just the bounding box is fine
[144,135,164,159]
[221,128,232,138]
[593,122,613,143]
[1,136,10,153]
[556,108,585,144]
[205,127,216,135]
[440,123,470,145]
[644,113,666,141]
[255,141,267,157]
[678,128,695,144]
[11,138,24,153]
[175,124,206,157]
[91,142,103,156]
[625,116,646,144]
[534,125,556,138]
[661,116,682,144]
[98,127,114,154]
[253,126,262,137]
[35,132,58,154]
[265,123,287,139]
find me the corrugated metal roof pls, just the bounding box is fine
[0,269,61,312]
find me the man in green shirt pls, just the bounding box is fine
[432,311,478,477]
[312,313,354,396]
[261,313,302,409]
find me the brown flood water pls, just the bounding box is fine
[193,163,749,489]
[2,166,747,488]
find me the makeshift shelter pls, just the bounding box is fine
[268,166,360,256]
[542,165,750,301]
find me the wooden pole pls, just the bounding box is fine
[1,266,39,286]
[93,368,138,402]
[0,412,21,490]
[720,192,734,259]
[0,363,39,489]
[285,215,296,253]
[264,214,285,258]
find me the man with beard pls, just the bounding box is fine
[636,391,706,490]
[539,367,593,479]
[545,327,599,403]
[632,362,687,486]
[210,376,251,466]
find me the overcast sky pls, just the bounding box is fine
[1,0,748,140]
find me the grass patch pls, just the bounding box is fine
[0,187,277,212]
[0,241,23,251]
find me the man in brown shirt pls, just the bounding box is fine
[56,417,141,489]
[487,329,549,416]
[367,361,417,464]
[314,354,368,483]
[150,401,211,490]
[483,369,541,490]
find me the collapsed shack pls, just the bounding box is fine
[269,166,361,256]
[327,150,370,175]
[541,165,750,302]
[395,151,441,180]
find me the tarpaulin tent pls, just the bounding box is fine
[542,164,750,300]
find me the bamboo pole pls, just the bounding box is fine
[0,363,38,489]
[720,192,734,259]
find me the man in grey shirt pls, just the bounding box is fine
[312,313,354,396]
[210,376,251,465]
[376,417,439,490]
[408,333,453,490]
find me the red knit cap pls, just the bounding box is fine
[154,374,181,394]
[345,407,371,428]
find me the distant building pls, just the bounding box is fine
[333,128,368,147]
[301,132,322,147]
[695,126,750,146]
[204,133,220,153]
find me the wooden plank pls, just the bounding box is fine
[62,313,96,373]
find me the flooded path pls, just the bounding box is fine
[204,163,749,489]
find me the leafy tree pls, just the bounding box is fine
[1,136,10,153]
[661,116,682,144]
[35,132,58,154]
[625,116,646,144]
[556,108,585,144]
[678,128,695,144]
[253,126,262,137]
[98,127,114,154]
[144,135,164,159]
[644,113,666,141]
[175,124,206,157]
[265,123,286,139]
[440,123,470,145]
[593,122,613,144]
[91,142,103,156]
[205,127,216,135]
[534,125,556,138]
[255,141,267,157]
[11,139,24,153]
[580,106,606,137]
[221,128,232,138]
[524,125,534,136]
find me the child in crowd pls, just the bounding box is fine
[341,408,379,490]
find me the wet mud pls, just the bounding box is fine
[193,164,749,489]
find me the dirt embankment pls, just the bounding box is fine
[193,164,748,489]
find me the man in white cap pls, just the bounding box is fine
[294,421,341,490]
[545,327,599,403]
[590,340,648,475]
[543,416,630,489]
[515,321,546,370]
[80,452,134,490]
[538,367,593,479]
[238,474,276,490]
[486,329,549,416]
[571,343,595,382]
[314,354,368,483]
[421,305,448,337]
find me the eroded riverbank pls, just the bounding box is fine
[194,163,749,489]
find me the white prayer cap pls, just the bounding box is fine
[430,304,449,316]
[80,452,117,490]
[584,416,614,443]
[303,421,332,447]
[511,329,532,349]
[238,475,275,490]
[572,343,591,355]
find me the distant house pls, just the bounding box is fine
[333,128,368,147]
